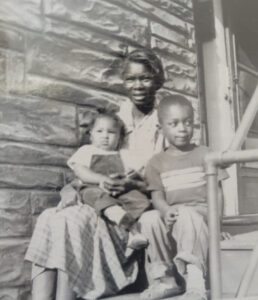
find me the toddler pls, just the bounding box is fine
[62,111,150,250]
[144,96,228,300]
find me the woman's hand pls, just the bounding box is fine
[100,175,126,195]
[100,172,147,196]
[164,207,179,229]
[56,184,81,212]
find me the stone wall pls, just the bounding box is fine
[0,0,199,299]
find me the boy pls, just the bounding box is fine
[143,95,228,300]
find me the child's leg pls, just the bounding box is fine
[118,189,150,220]
[172,206,208,300]
[56,270,76,300]
[172,205,208,273]
[104,205,128,225]
[182,264,206,300]
[139,210,183,300]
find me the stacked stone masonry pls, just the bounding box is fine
[0,0,200,299]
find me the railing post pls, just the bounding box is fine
[206,156,222,300]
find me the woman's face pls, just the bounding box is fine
[123,62,157,109]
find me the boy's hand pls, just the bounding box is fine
[164,207,179,229]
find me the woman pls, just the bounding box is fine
[25,49,168,300]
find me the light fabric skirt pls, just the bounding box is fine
[25,204,138,300]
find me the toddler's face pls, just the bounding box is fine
[160,104,194,150]
[90,117,120,151]
[123,62,156,108]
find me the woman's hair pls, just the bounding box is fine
[122,49,165,91]
[88,109,126,148]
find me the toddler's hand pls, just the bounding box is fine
[164,207,179,229]
[124,169,140,180]
[109,173,125,179]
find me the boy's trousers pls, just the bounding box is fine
[139,205,208,282]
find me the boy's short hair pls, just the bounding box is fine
[122,49,165,91]
[157,95,194,123]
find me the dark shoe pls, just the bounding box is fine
[119,213,136,231]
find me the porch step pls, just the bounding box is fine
[221,231,258,297]
[102,231,258,300]
[101,293,186,300]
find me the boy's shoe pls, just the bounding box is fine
[127,232,148,250]
[140,280,184,300]
[180,289,207,300]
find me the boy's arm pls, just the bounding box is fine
[152,190,179,228]
[152,190,170,216]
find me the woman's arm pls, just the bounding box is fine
[73,164,128,194]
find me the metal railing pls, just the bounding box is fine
[205,84,258,300]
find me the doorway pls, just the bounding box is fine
[224,0,258,214]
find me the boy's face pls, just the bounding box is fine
[90,117,120,151]
[160,104,194,150]
[123,62,156,108]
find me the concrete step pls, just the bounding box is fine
[221,231,258,297]
[101,293,188,300]
[99,231,258,300]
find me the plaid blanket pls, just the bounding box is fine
[25,205,138,299]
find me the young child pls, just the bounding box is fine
[62,111,150,250]
[144,95,228,300]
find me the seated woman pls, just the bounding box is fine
[25,48,166,300]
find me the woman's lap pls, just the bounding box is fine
[26,205,138,299]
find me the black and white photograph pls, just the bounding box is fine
[1,1,258,300]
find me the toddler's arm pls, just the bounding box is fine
[72,164,110,186]
[73,164,127,195]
